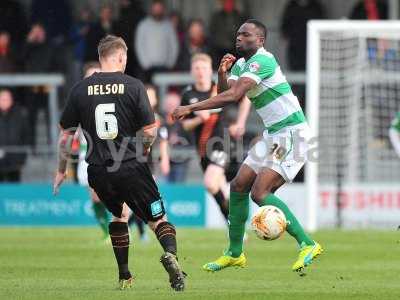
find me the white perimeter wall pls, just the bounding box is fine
[206,183,400,229]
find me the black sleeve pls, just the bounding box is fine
[180,90,189,106]
[60,85,79,130]
[134,81,155,128]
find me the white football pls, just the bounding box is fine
[251,205,287,240]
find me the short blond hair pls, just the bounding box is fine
[191,53,212,66]
[97,35,127,59]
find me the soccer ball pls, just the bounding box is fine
[251,205,287,240]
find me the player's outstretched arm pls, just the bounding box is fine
[53,128,74,195]
[173,77,256,120]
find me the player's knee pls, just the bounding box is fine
[230,177,249,193]
[112,215,128,223]
[250,187,270,205]
[112,208,130,223]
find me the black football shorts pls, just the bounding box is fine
[87,159,165,223]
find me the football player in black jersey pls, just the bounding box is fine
[180,53,251,222]
[53,35,185,291]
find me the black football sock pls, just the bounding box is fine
[212,190,229,220]
[109,222,131,280]
[155,222,177,256]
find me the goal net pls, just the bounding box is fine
[306,21,400,230]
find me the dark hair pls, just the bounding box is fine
[97,35,127,59]
[244,19,267,39]
[152,0,165,6]
[188,18,205,29]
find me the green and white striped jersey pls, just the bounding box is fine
[229,47,306,134]
[391,112,400,132]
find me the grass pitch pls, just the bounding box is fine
[0,227,399,300]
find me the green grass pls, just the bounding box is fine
[0,227,399,300]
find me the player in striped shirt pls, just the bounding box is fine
[173,19,323,274]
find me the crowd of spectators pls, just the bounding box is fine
[0,0,249,80]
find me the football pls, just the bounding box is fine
[251,205,287,240]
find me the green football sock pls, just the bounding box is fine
[227,191,249,258]
[92,202,109,236]
[259,194,314,246]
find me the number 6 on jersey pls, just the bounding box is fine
[95,103,118,139]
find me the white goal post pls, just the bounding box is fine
[306,21,400,231]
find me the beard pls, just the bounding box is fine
[235,47,247,58]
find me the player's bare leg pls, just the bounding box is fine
[108,203,134,289]
[203,164,229,220]
[250,167,323,275]
[203,164,256,271]
[148,217,185,291]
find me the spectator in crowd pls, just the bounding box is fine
[0,31,18,73]
[281,0,325,72]
[350,0,388,20]
[176,19,211,71]
[209,0,246,68]
[70,8,93,81]
[23,23,55,147]
[170,11,186,51]
[161,92,193,183]
[135,0,179,83]
[31,0,72,46]
[23,23,55,75]
[0,0,28,50]
[31,0,73,93]
[0,89,29,182]
[71,8,92,66]
[112,0,145,77]
[85,5,114,62]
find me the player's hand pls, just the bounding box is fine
[229,122,246,140]
[53,171,67,196]
[195,110,210,122]
[172,106,192,121]
[218,53,236,73]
